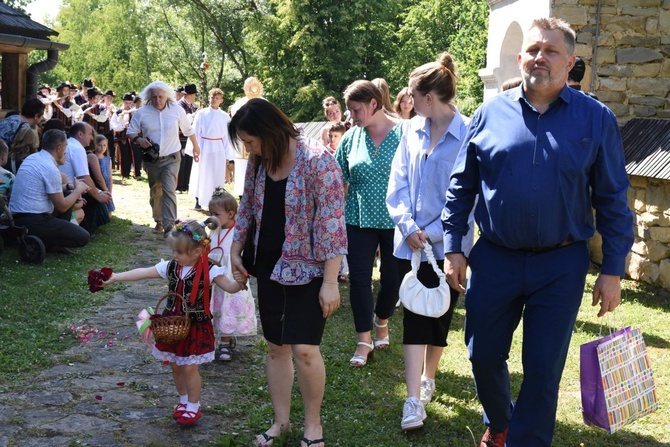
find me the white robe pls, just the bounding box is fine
[186,107,234,205]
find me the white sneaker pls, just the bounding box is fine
[420,377,435,405]
[401,397,426,431]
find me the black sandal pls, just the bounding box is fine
[301,437,325,446]
[255,431,275,446]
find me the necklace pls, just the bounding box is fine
[217,223,235,247]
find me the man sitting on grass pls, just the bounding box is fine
[9,129,91,254]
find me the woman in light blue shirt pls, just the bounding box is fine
[386,52,474,431]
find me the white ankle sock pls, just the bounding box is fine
[179,394,189,405]
[184,401,200,416]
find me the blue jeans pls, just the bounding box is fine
[346,224,399,333]
[464,237,589,447]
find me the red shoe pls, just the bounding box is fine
[480,427,508,447]
[173,403,186,419]
[176,408,202,425]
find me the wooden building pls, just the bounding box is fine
[0,2,69,115]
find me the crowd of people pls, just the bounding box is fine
[0,15,635,447]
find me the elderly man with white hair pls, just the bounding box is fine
[127,81,201,235]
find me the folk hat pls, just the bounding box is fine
[104,89,116,97]
[82,78,94,88]
[183,83,198,95]
[56,82,70,92]
[122,92,135,101]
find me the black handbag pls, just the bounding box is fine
[241,158,260,276]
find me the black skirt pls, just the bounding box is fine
[255,176,326,346]
[397,258,460,346]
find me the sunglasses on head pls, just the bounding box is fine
[325,100,338,107]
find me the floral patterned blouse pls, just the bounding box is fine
[233,133,347,285]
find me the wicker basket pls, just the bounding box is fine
[150,293,191,345]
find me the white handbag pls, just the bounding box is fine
[399,242,450,318]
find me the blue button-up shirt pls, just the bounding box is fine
[443,85,633,276]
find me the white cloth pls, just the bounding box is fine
[59,137,90,183]
[127,102,194,157]
[209,227,258,336]
[154,258,226,280]
[229,97,248,117]
[9,150,62,214]
[110,108,133,132]
[186,107,232,205]
[233,158,248,197]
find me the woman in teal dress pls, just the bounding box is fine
[334,80,403,367]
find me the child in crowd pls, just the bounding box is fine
[100,218,243,425]
[208,187,257,361]
[95,135,115,217]
[0,140,14,204]
[327,121,346,153]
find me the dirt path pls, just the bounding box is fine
[0,224,261,447]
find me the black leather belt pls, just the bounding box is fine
[515,237,576,253]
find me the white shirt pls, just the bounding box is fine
[59,137,90,183]
[9,150,62,214]
[127,102,195,157]
[154,259,227,280]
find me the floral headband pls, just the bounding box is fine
[173,220,211,246]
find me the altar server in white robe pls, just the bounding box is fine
[187,88,234,208]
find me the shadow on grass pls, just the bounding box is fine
[553,419,668,447]
[621,281,670,313]
[574,320,670,349]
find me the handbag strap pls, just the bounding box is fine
[422,242,446,281]
[410,242,446,281]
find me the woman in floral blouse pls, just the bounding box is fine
[229,98,346,447]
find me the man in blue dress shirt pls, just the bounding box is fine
[442,17,634,447]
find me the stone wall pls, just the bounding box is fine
[553,0,670,126]
[589,175,670,289]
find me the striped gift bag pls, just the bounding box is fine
[581,326,659,433]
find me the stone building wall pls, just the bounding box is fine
[589,175,670,289]
[553,0,670,126]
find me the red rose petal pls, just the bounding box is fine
[95,395,102,400]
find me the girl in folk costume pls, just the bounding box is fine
[208,188,257,361]
[100,218,243,425]
[187,88,236,208]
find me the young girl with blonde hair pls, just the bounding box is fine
[101,218,243,425]
[208,187,257,361]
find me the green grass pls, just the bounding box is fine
[0,217,138,380]
[214,278,670,447]
[1,174,668,446]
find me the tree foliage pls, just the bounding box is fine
[3,0,29,13]
[32,0,489,118]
